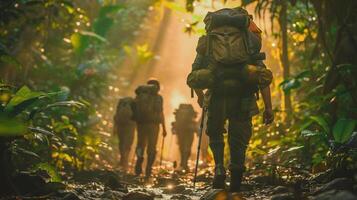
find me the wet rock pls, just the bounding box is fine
[12,171,48,195]
[332,191,357,200]
[101,190,126,200]
[200,189,228,200]
[156,177,180,187]
[104,174,128,193]
[311,170,332,184]
[272,186,290,195]
[252,175,277,185]
[270,193,295,200]
[43,182,67,193]
[131,188,158,197]
[171,194,192,200]
[122,191,154,200]
[315,178,353,194]
[73,170,122,185]
[182,188,193,195]
[163,184,186,194]
[61,191,81,200]
[195,173,212,182]
[240,183,254,192]
[313,190,357,200]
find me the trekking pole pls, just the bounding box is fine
[159,135,165,168]
[193,106,206,189]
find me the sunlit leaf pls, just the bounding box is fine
[4,86,45,116]
[70,32,89,55]
[62,1,74,14]
[251,148,267,155]
[80,31,107,43]
[333,118,357,143]
[283,146,304,153]
[301,129,321,137]
[34,163,62,182]
[164,1,186,13]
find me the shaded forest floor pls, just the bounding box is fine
[3,163,357,200]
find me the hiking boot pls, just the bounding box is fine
[212,166,226,189]
[145,152,156,178]
[229,169,244,193]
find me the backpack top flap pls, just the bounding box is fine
[135,85,158,95]
[174,104,197,121]
[204,8,250,31]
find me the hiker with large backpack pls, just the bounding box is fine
[113,97,136,170]
[172,104,198,171]
[187,7,274,193]
[133,79,167,178]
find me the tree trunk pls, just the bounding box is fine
[279,2,292,116]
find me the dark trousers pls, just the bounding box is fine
[135,123,160,175]
[207,95,253,171]
[117,123,135,168]
[176,131,194,168]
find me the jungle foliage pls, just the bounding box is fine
[184,0,357,179]
[0,0,157,194]
[0,0,356,195]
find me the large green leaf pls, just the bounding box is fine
[310,115,330,133]
[34,163,62,182]
[93,4,124,37]
[98,5,124,18]
[333,118,357,143]
[4,86,45,116]
[280,78,301,94]
[70,32,89,55]
[93,17,114,37]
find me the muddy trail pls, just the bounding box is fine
[5,164,357,200]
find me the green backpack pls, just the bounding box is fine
[187,8,272,92]
[134,85,162,123]
[114,97,134,124]
[198,7,262,64]
[172,104,197,133]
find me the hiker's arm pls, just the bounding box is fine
[160,96,167,137]
[260,86,274,124]
[161,112,167,137]
[192,54,208,108]
[195,89,204,108]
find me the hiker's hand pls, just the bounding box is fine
[197,95,204,108]
[263,108,274,125]
[163,129,167,137]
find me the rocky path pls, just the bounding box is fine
[5,164,356,200]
